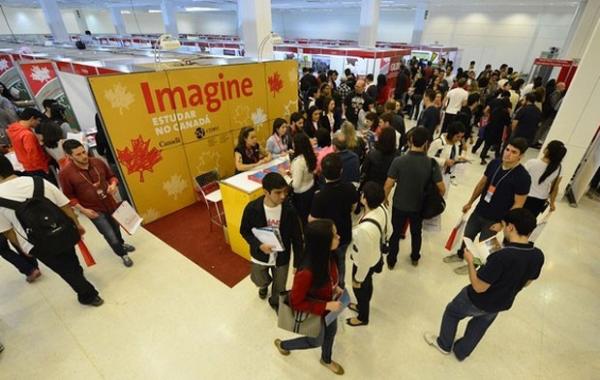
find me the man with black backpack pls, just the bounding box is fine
[347,181,391,327]
[0,154,102,306]
[384,127,446,268]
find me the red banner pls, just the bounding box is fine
[19,61,58,97]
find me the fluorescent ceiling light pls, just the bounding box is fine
[120,10,131,14]
[184,7,218,12]
[148,9,162,13]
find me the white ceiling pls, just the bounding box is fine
[0,0,581,11]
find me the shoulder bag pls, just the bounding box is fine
[421,158,446,219]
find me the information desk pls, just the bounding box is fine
[220,157,290,260]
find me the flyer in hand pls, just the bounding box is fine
[463,234,503,265]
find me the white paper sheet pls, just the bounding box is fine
[112,201,143,235]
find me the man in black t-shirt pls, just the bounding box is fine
[310,153,359,288]
[418,89,441,139]
[443,138,531,275]
[344,79,372,125]
[425,208,544,361]
[511,93,541,146]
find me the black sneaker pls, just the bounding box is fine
[82,296,104,307]
[258,287,268,299]
[122,244,136,253]
[411,259,419,267]
[121,255,134,267]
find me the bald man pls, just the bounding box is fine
[344,79,372,125]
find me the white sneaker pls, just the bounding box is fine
[443,254,463,263]
[424,332,450,355]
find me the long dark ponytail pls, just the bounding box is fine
[539,140,567,184]
[300,220,335,290]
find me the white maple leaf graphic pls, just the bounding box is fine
[104,83,135,115]
[288,68,298,82]
[162,174,188,200]
[196,151,221,174]
[251,108,268,125]
[233,105,250,126]
[141,208,160,223]
[30,65,51,83]
[283,100,297,118]
[0,59,9,72]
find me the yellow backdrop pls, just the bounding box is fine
[89,60,298,223]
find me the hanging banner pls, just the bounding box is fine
[88,61,299,223]
[18,60,80,130]
[0,54,32,101]
[379,54,403,103]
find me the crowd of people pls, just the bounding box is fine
[236,59,571,375]
[0,58,577,366]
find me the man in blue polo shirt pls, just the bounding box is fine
[443,137,531,275]
[424,208,545,361]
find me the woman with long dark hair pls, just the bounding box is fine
[305,106,321,139]
[266,118,291,157]
[361,127,399,186]
[523,140,567,216]
[291,133,317,225]
[234,126,271,173]
[318,97,341,133]
[274,219,345,375]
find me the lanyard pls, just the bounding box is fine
[78,165,102,187]
[274,134,287,152]
[489,164,516,189]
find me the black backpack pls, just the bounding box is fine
[0,176,80,255]
[75,41,86,50]
[421,158,446,219]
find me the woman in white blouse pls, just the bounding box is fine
[523,140,566,217]
[290,132,317,225]
[266,118,291,157]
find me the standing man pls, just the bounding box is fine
[384,127,445,268]
[425,208,544,361]
[443,137,531,275]
[240,172,303,311]
[344,79,371,126]
[310,153,359,289]
[442,78,469,134]
[418,89,441,139]
[511,93,542,146]
[59,140,135,267]
[6,108,49,179]
[331,131,360,186]
[0,155,102,306]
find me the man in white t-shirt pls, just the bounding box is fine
[0,155,103,306]
[442,78,469,134]
[240,172,303,311]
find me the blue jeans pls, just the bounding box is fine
[281,319,337,363]
[90,212,126,257]
[437,287,498,361]
[336,244,349,289]
[0,235,38,276]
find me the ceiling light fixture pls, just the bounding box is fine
[184,7,218,12]
[148,9,161,13]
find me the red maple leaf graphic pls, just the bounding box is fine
[116,135,162,183]
[268,72,284,97]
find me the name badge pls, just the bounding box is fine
[484,185,496,203]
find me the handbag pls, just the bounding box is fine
[277,291,322,338]
[421,158,446,219]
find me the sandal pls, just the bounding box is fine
[346,317,368,327]
[348,303,359,313]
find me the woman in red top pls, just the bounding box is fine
[274,219,345,375]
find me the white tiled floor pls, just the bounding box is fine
[1,145,599,379]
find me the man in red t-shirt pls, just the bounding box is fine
[59,140,135,267]
[6,108,49,178]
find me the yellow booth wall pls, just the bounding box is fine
[89,60,298,224]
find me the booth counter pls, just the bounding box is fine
[220,157,290,260]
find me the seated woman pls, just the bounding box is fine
[266,118,291,158]
[234,126,271,173]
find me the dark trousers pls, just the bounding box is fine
[281,319,338,364]
[31,246,99,304]
[480,141,501,160]
[90,213,126,256]
[437,287,498,361]
[352,265,374,323]
[442,113,457,134]
[0,235,38,276]
[471,137,485,153]
[292,186,315,226]
[389,208,423,264]
[336,244,349,289]
[411,94,423,120]
[523,196,548,218]
[457,212,496,259]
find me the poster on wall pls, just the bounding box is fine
[379,54,403,102]
[88,62,299,224]
[0,54,32,102]
[18,61,80,130]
